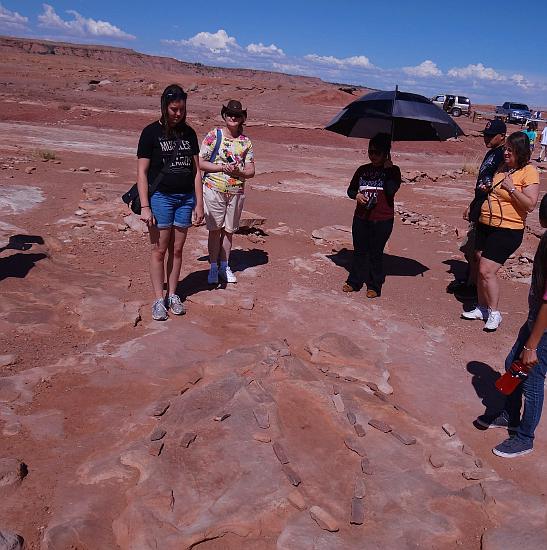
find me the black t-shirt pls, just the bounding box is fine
[137,121,199,194]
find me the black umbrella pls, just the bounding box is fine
[325,87,464,141]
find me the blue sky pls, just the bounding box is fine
[4,1,547,106]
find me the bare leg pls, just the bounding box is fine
[149,226,173,300]
[208,229,222,264]
[468,249,481,286]
[477,256,502,310]
[219,230,233,263]
[166,227,188,296]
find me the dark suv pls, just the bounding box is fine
[432,94,471,117]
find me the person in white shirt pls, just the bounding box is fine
[539,125,547,162]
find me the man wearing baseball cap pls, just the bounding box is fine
[450,119,507,295]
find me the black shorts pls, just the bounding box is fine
[474,223,524,265]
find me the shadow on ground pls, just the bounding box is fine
[177,248,269,298]
[327,248,429,277]
[467,360,506,429]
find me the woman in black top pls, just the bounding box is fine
[137,84,204,321]
[343,133,401,298]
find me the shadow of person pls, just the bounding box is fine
[327,248,429,277]
[443,259,477,305]
[176,249,269,299]
[467,360,506,429]
[0,252,47,281]
[0,234,45,253]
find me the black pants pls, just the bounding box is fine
[347,217,394,294]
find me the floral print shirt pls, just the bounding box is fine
[200,128,254,194]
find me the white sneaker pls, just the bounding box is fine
[219,265,237,283]
[484,310,502,332]
[461,306,488,321]
[207,265,219,284]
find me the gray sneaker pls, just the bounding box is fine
[152,298,168,321]
[167,294,186,315]
[476,413,517,430]
[493,436,533,458]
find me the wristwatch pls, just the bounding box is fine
[509,188,516,195]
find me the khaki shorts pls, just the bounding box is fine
[203,185,245,233]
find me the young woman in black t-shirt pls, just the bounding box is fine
[136,84,204,321]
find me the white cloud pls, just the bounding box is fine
[304,54,374,69]
[0,3,29,30]
[403,60,442,77]
[164,29,238,53]
[511,74,532,89]
[246,42,284,57]
[447,63,505,81]
[38,4,135,40]
[272,62,305,74]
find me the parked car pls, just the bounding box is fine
[431,94,471,117]
[495,102,532,124]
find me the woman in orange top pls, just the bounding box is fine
[462,132,540,331]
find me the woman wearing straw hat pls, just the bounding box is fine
[199,100,255,284]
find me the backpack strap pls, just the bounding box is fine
[209,128,222,164]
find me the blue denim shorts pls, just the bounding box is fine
[150,191,196,229]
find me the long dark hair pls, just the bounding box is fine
[506,131,531,168]
[160,84,188,138]
[532,195,547,303]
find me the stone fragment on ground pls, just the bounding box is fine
[332,394,344,413]
[353,477,366,499]
[368,419,392,433]
[309,506,339,532]
[253,433,271,443]
[344,437,367,457]
[149,428,166,441]
[273,442,290,464]
[361,458,373,475]
[181,432,197,448]
[391,431,417,445]
[148,441,164,456]
[237,210,266,230]
[287,490,306,511]
[149,401,170,417]
[282,465,301,486]
[350,497,365,525]
[442,423,456,437]
[0,529,24,550]
[253,407,270,429]
[0,458,27,488]
[354,424,366,437]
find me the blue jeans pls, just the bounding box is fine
[503,323,547,444]
[150,191,195,229]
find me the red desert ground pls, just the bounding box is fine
[0,36,546,549]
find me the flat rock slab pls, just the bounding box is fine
[273,442,290,464]
[332,394,345,413]
[350,497,365,525]
[282,465,301,486]
[149,441,164,456]
[238,210,267,230]
[309,505,339,532]
[353,477,366,499]
[368,419,392,433]
[462,469,496,481]
[391,431,417,445]
[354,423,366,437]
[287,490,306,511]
[361,458,373,475]
[181,432,197,448]
[346,411,356,425]
[429,454,445,469]
[149,428,166,442]
[344,437,367,457]
[252,433,271,443]
[253,407,270,429]
[149,402,170,417]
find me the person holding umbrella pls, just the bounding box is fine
[343,133,401,298]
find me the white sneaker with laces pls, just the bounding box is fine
[461,306,488,321]
[484,310,502,331]
[208,265,219,284]
[219,265,237,283]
